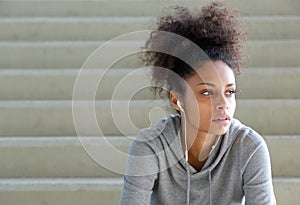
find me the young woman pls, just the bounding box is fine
[119,2,276,205]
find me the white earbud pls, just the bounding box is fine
[177,100,188,162]
[177,101,184,111]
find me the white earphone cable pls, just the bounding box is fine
[177,101,190,205]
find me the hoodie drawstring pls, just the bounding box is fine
[209,169,212,205]
[186,161,191,205]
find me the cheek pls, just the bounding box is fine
[183,97,201,124]
[199,101,214,126]
[188,98,213,125]
[198,100,213,115]
[229,98,237,114]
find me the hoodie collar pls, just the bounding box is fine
[154,115,245,174]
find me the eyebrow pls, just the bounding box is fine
[196,82,235,87]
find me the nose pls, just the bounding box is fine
[215,95,229,110]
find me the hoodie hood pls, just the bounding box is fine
[153,114,247,174]
[152,114,249,205]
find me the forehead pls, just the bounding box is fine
[187,61,236,86]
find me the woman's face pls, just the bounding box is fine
[174,60,237,136]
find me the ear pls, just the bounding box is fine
[170,91,181,112]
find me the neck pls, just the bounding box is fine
[181,119,217,164]
[189,131,217,162]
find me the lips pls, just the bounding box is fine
[212,114,231,122]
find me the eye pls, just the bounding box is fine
[226,90,236,96]
[201,90,213,96]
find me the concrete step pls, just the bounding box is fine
[0,67,299,100]
[235,99,300,135]
[273,178,300,205]
[238,67,300,99]
[0,177,298,205]
[265,136,300,177]
[0,0,299,17]
[244,40,300,67]
[0,40,299,68]
[246,16,300,40]
[0,16,299,41]
[0,100,299,136]
[0,136,298,178]
[0,178,123,205]
[0,41,142,69]
[0,136,129,178]
[0,17,152,42]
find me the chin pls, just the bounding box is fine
[216,130,228,136]
[209,125,230,136]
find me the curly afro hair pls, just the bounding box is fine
[141,2,247,98]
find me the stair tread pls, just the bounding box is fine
[0,39,300,44]
[0,99,298,136]
[0,135,298,178]
[0,16,298,41]
[0,0,299,17]
[0,67,299,100]
[0,98,299,104]
[1,15,300,21]
[0,177,298,184]
[0,67,300,73]
[0,135,298,142]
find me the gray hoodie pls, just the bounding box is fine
[119,114,276,205]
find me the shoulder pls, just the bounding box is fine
[229,119,271,168]
[230,118,267,149]
[129,114,180,156]
[125,115,180,176]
